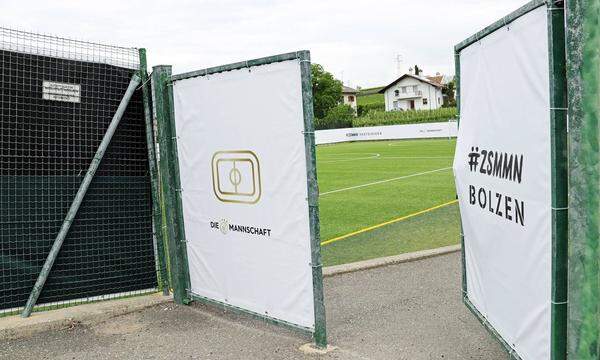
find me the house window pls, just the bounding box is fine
[412,85,418,93]
[394,90,399,96]
[401,86,407,93]
[423,98,428,105]
[393,100,399,109]
[348,95,354,102]
[438,97,441,104]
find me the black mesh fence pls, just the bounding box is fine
[0,28,157,314]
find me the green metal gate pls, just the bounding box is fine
[0,28,163,316]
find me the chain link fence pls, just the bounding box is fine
[0,27,158,316]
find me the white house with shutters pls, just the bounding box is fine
[379,73,443,111]
[342,85,358,111]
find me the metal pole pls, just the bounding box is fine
[453,48,467,300]
[21,74,141,318]
[152,65,191,305]
[547,1,568,359]
[138,49,169,296]
[298,50,328,349]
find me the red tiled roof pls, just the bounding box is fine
[426,75,444,86]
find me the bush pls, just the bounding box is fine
[315,104,355,130]
[352,107,457,127]
[357,103,385,116]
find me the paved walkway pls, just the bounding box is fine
[0,253,504,359]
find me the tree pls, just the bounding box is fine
[442,79,456,107]
[314,104,355,130]
[311,64,342,119]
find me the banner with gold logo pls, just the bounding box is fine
[170,54,322,332]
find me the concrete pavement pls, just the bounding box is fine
[0,253,504,359]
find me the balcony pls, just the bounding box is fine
[394,90,422,99]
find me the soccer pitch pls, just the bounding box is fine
[316,138,460,266]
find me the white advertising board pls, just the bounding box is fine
[453,6,551,359]
[172,59,316,329]
[315,121,457,145]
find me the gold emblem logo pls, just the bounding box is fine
[211,150,261,204]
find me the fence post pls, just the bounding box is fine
[453,47,467,302]
[152,65,191,305]
[139,49,169,296]
[547,1,568,359]
[298,50,328,349]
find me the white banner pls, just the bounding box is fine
[454,6,551,360]
[315,121,457,145]
[172,59,316,329]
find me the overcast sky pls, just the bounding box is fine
[2,0,526,88]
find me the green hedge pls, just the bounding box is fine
[352,107,457,127]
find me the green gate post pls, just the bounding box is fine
[139,49,169,296]
[152,65,191,305]
[453,49,468,300]
[298,50,328,349]
[566,0,600,358]
[547,1,568,359]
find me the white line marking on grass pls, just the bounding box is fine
[319,153,380,163]
[319,154,451,163]
[387,140,453,147]
[320,167,452,196]
[378,156,453,159]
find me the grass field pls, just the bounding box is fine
[357,93,384,106]
[316,138,459,266]
[357,86,385,106]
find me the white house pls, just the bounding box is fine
[342,85,358,111]
[379,73,443,111]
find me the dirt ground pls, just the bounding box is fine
[0,253,505,360]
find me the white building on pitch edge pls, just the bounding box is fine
[379,72,443,111]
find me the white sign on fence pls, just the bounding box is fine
[172,58,317,329]
[453,6,551,360]
[315,121,457,145]
[42,81,80,103]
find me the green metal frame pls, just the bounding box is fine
[159,51,327,347]
[139,49,169,296]
[454,0,546,52]
[547,2,568,358]
[152,65,192,305]
[565,1,599,359]
[298,50,328,348]
[187,292,314,336]
[454,1,568,359]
